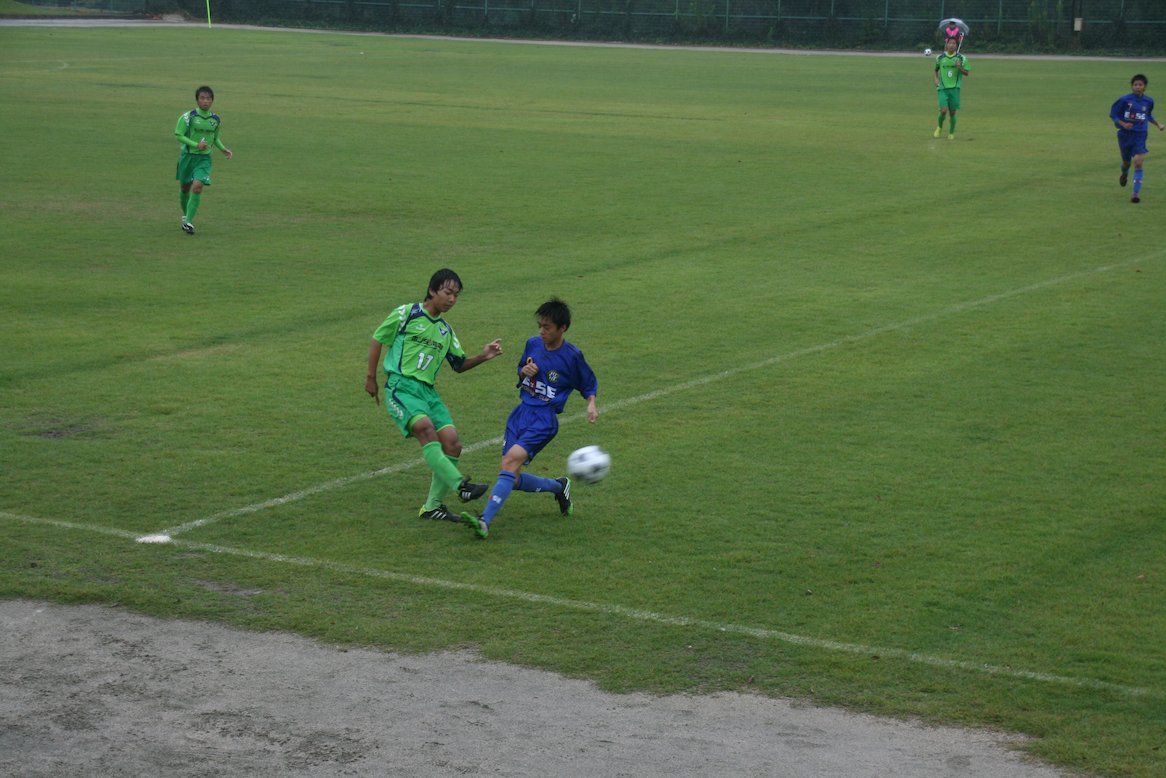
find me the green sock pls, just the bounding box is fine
[180,190,189,213]
[937,113,946,128]
[423,455,459,510]
[184,192,201,223]
[948,115,957,134]
[421,441,462,505]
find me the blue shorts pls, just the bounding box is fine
[1117,129,1149,160]
[502,403,558,464]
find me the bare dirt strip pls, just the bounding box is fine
[0,600,1074,777]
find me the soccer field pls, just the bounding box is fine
[1,25,1164,777]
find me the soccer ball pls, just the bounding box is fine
[567,445,611,485]
[923,48,932,56]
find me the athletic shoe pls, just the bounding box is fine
[419,504,458,522]
[932,127,941,138]
[1131,194,1141,203]
[458,477,488,502]
[947,134,955,140]
[461,511,488,539]
[181,220,195,235]
[1120,171,1129,187]
[554,477,573,517]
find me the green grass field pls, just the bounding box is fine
[2,25,1165,776]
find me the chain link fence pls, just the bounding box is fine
[13,0,1164,50]
[196,0,1164,49]
[14,0,150,12]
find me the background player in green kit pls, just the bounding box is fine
[365,269,502,522]
[932,37,969,140]
[175,86,233,235]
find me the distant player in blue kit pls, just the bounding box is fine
[462,299,598,540]
[1110,74,1166,203]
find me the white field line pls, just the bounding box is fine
[0,508,1155,699]
[156,255,1155,539]
[156,435,505,538]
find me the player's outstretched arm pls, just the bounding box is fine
[455,339,503,372]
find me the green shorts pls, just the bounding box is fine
[176,151,213,186]
[384,375,454,438]
[937,87,961,112]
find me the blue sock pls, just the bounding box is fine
[1133,168,1144,194]
[514,473,561,493]
[481,471,515,526]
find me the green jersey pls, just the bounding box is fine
[373,303,467,386]
[935,53,968,90]
[175,107,224,156]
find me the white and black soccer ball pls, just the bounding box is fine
[567,445,611,485]
[923,48,932,56]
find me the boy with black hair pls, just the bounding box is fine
[365,269,502,522]
[932,37,969,140]
[1110,74,1165,203]
[462,298,598,540]
[175,86,232,235]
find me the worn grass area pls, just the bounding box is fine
[2,27,1164,777]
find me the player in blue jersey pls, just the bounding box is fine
[462,298,598,540]
[1110,74,1165,203]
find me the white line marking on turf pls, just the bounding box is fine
[136,534,173,544]
[2,511,142,541]
[154,437,504,538]
[0,508,1155,699]
[153,255,1158,540]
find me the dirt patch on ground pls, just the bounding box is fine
[1,599,1075,777]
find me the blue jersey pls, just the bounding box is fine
[1111,92,1157,133]
[515,336,597,415]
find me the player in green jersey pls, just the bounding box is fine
[365,269,503,522]
[932,37,969,140]
[175,86,233,235]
